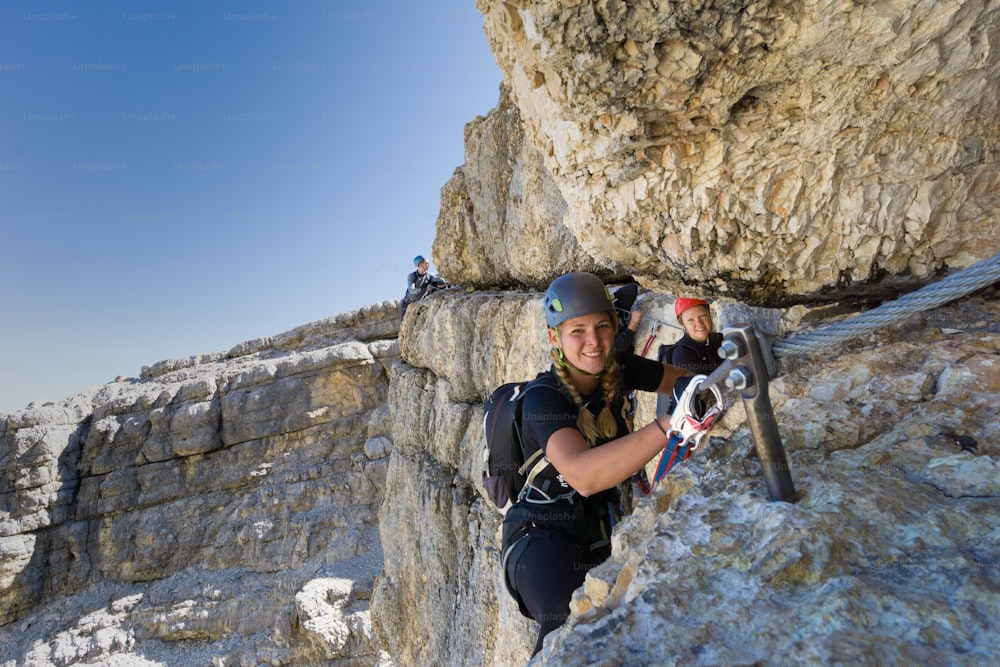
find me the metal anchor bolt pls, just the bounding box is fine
[725,366,752,391]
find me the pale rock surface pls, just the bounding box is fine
[468,0,1000,301]
[380,291,1000,666]
[1,302,400,666]
[4,2,1000,665]
[433,84,613,287]
[373,293,553,667]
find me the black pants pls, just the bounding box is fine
[505,529,600,657]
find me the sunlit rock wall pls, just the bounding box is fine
[434,84,613,288]
[469,0,1000,302]
[0,303,399,666]
[376,288,1000,666]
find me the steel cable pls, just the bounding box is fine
[772,251,1000,358]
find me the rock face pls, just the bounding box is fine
[466,0,1000,302]
[378,290,1000,667]
[3,2,1000,666]
[372,293,551,667]
[1,303,400,666]
[433,84,614,288]
[538,295,1000,665]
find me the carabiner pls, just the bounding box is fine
[667,375,726,451]
[649,375,728,492]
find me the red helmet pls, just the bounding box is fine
[674,297,709,319]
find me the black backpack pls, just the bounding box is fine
[657,341,676,365]
[481,377,553,509]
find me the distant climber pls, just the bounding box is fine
[401,255,449,319]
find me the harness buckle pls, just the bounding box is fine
[667,374,725,451]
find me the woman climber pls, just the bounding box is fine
[501,272,692,656]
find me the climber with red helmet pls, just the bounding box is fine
[501,272,693,656]
[673,298,723,373]
[656,297,724,418]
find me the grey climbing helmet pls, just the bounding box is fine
[543,272,615,329]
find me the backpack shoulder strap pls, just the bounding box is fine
[657,341,676,364]
[518,447,545,476]
[513,373,578,504]
[527,369,562,393]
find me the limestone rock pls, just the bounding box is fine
[434,84,611,288]
[372,363,538,667]
[383,290,999,666]
[473,0,1000,302]
[397,290,552,403]
[0,301,400,666]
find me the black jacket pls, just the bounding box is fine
[670,331,724,376]
[656,331,723,417]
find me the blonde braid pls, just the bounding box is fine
[550,349,622,445]
[596,356,620,440]
[551,353,598,444]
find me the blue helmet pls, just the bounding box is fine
[413,255,426,267]
[543,272,614,329]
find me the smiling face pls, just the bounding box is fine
[548,311,615,381]
[679,305,713,343]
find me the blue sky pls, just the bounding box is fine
[0,1,504,413]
